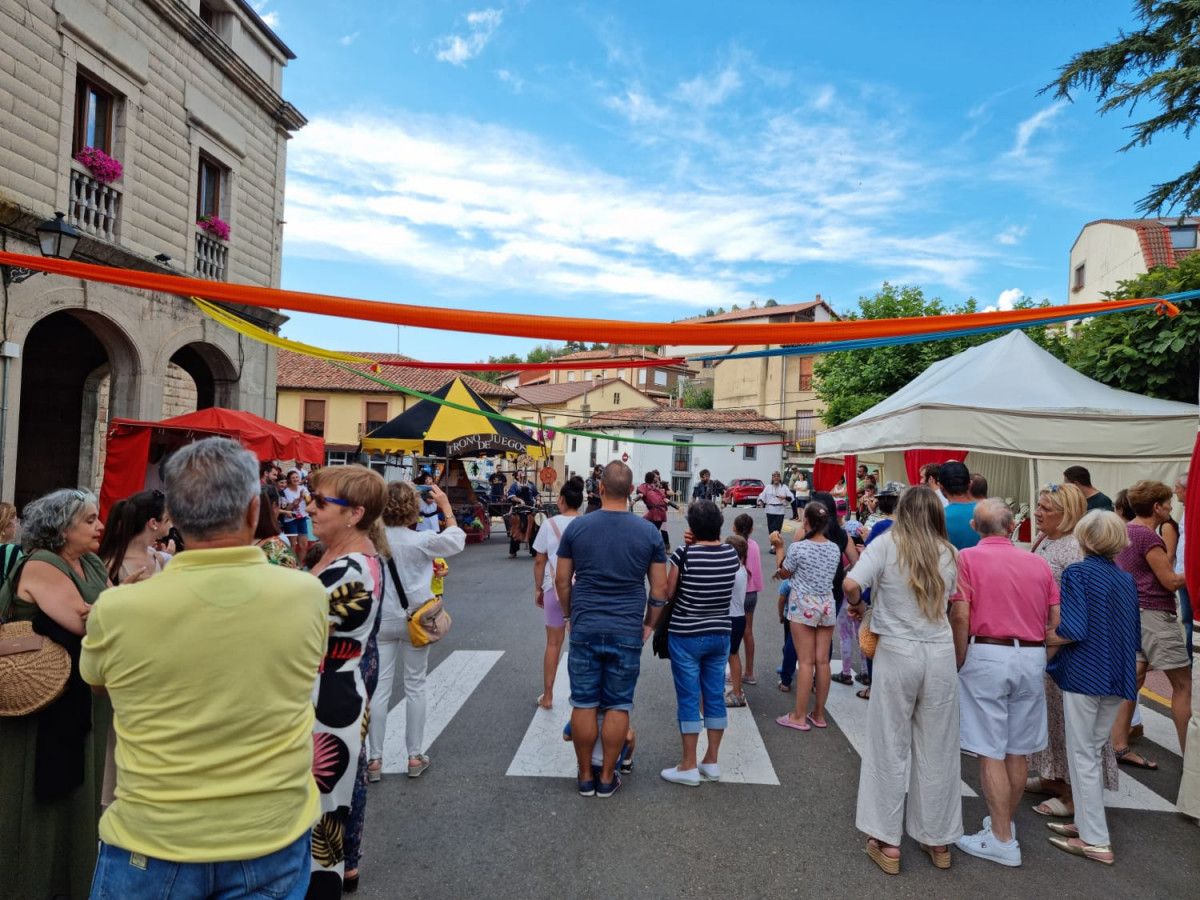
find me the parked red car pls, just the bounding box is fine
[722,478,765,507]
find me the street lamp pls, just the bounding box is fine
[2,212,82,286]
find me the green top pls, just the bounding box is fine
[4,551,108,621]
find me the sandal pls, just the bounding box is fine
[920,843,951,869]
[805,712,827,729]
[778,682,791,692]
[831,673,854,685]
[866,838,900,875]
[855,672,871,685]
[1033,797,1073,817]
[1025,776,1049,795]
[1046,822,1079,837]
[856,688,871,700]
[367,759,382,784]
[1048,836,1114,865]
[1115,747,1158,770]
[776,714,811,731]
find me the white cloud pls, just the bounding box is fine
[250,1,279,29]
[1007,104,1065,159]
[983,288,1024,312]
[995,225,1027,245]
[496,69,524,93]
[675,67,742,108]
[604,85,669,123]
[339,32,359,46]
[435,8,503,66]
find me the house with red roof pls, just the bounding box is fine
[1069,218,1200,303]
[501,346,692,401]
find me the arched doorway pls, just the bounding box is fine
[169,341,238,411]
[14,310,139,509]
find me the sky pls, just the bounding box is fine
[256,1,1195,363]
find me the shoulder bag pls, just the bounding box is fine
[0,558,71,716]
[385,554,451,648]
[651,547,687,660]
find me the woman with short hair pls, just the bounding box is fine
[1044,511,1141,864]
[845,486,961,875]
[0,488,112,898]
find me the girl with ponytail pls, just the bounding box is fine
[98,490,171,585]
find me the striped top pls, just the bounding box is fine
[1047,555,1141,701]
[668,544,739,637]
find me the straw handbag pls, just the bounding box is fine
[858,604,878,660]
[0,563,72,716]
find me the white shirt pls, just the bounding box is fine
[1176,508,1186,576]
[848,531,956,643]
[793,479,809,498]
[381,524,466,625]
[729,565,748,617]
[757,482,793,512]
[531,513,578,591]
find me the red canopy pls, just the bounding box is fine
[100,408,324,518]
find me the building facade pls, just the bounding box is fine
[503,346,692,402]
[0,0,303,506]
[1068,218,1199,303]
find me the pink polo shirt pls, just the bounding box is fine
[950,536,1060,641]
[744,540,764,593]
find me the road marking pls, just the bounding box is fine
[1135,696,1181,756]
[822,681,977,798]
[382,650,504,774]
[506,653,780,784]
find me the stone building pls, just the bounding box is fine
[0,0,303,507]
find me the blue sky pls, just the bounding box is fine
[258,1,1193,362]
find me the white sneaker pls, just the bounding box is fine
[955,826,1021,867]
[982,816,1016,840]
[660,766,701,786]
[698,762,720,782]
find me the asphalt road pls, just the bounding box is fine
[352,507,1196,899]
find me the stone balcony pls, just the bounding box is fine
[194,229,228,280]
[68,168,121,242]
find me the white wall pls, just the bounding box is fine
[562,426,784,497]
[1069,223,1148,304]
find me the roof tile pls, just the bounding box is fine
[276,350,514,397]
[584,406,783,434]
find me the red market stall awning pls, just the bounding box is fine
[100,408,324,518]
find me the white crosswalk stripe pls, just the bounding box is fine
[506,653,779,784]
[381,650,504,774]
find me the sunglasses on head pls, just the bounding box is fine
[1043,483,1060,493]
[311,492,351,509]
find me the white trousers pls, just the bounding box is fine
[856,636,963,846]
[367,620,430,761]
[1178,662,1200,818]
[1062,691,1123,846]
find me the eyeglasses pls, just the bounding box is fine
[1043,483,1060,493]
[311,493,351,509]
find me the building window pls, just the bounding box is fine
[797,356,814,391]
[567,372,576,383]
[795,411,817,453]
[198,0,217,28]
[613,392,620,405]
[654,370,667,386]
[364,401,388,436]
[589,438,597,469]
[612,440,619,454]
[638,369,647,385]
[1073,263,1085,292]
[672,435,692,472]
[743,445,757,460]
[325,450,353,466]
[303,399,326,437]
[571,437,577,452]
[1170,226,1198,250]
[585,371,593,381]
[197,153,226,220]
[73,73,114,155]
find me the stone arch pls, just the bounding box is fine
[169,341,240,410]
[14,308,141,508]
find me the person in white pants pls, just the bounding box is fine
[843,486,962,875]
[367,481,465,781]
[1045,511,1144,864]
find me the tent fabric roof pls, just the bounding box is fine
[817,331,1198,460]
[111,407,325,462]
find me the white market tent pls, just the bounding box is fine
[815,330,1199,505]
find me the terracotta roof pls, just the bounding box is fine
[509,378,623,406]
[554,347,670,362]
[1078,218,1200,269]
[584,407,783,435]
[275,350,515,398]
[676,299,836,324]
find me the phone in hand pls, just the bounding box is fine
[417,485,435,494]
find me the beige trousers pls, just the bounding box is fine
[856,636,963,846]
[1178,661,1200,819]
[1062,691,1123,846]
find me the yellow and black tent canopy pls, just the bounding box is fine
[360,377,546,459]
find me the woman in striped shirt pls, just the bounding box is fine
[1045,511,1141,865]
[660,500,740,787]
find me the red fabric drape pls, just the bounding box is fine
[844,455,858,514]
[1186,431,1200,606]
[904,449,969,486]
[812,459,844,493]
[99,424,153,520]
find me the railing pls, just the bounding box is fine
[68,170,120,241]
[194,230,228,280]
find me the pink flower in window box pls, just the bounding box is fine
[73,147,123,184]
[197,214,231,241]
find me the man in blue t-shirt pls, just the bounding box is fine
[939,461,980,550]
[556,460,667,798]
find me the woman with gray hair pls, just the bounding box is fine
[0,488,113,899]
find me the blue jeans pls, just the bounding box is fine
[1181,586,1194,663]
[568,631,643,711]
[668,632,730,733]
[90,831,310,899]
[780,623,796,686]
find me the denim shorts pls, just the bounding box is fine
[743,590,759,614]
[90,831,311,900]
[281,516,308,536]
[568,631,643,711]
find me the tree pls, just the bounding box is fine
[1044,1,1200,215]
[764,298,779,307]
[682,381,714,410]
[813,284,1069,426]
[1066,253,1200,400]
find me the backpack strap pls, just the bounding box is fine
[385,554,409,611]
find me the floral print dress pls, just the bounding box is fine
[309,553,378,898]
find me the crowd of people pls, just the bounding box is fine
[0,446,1196,896]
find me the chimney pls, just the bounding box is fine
[815,294,821,304]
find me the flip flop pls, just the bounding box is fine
[776,714,811,731]
[778,682,791,692]
[806,712,828,729]
[536,694,553,710]
[856,688,870,700]
[1115,747,1158,770]
[1033,797,1073,817]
